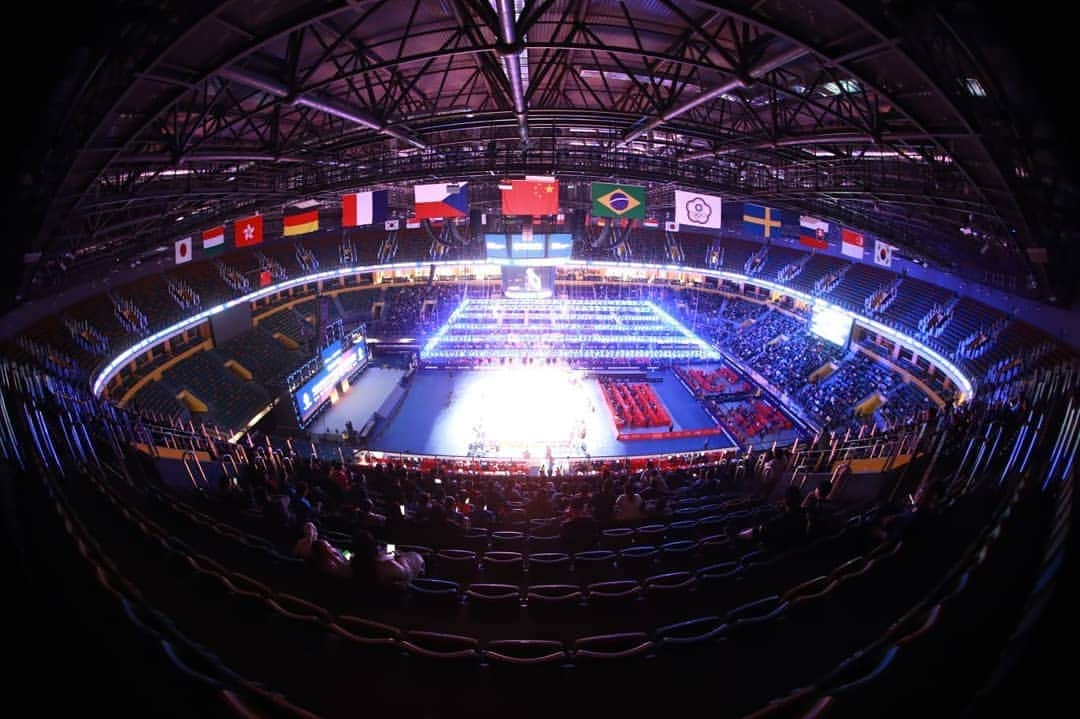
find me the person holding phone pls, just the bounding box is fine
[349,530,425,589]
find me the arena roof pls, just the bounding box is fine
[8,0,1078,306]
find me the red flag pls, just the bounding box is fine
[234,214,264,247]
[501,179,559,215]
[259,270,272,287]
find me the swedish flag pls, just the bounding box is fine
[592,182,646,219]
[742,203,782,238]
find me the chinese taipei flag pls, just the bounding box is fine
[414,182,469,220]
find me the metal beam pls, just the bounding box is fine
[217,66,426,150]
[618,45,809,146]
[495,0,529,145]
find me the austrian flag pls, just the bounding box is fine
[234,214,263,248]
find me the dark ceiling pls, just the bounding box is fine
[7,0,1077,307]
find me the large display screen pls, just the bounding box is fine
[502,266,555,298]
[292,338,368,426]
[547,233,573,259]
[485,232,573,264]
[485,235,510,261]
[810,301,854,347]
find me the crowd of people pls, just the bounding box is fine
[797,353,896,432]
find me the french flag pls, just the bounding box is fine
[342,190,388,227]
[414,182,469,220]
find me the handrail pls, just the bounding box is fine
[180,451,207,490]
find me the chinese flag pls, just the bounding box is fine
[234,214,264,247]
[501,179,559,215]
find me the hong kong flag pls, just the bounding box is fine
[234,214,264,248]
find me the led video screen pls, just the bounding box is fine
[810,301,854,347]
[502,266,554,298]
[292,339,368,426]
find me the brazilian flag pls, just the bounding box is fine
[591,182,647,219]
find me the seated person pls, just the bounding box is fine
[350,530,425,588]
[311,538,353,580]
[613,481,645,521]
[560,498,600,554]
[291,521,319,559]
[748,486,807,552]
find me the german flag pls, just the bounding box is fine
[283,210,319,237]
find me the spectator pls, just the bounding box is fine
[350,530,425,588]
[291,521,319,559]
[560,497,600,554]
[613,480,645,521]
[757,485,807,551]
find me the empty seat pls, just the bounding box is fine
[484,639,569,679]
[482,551,524,584]
[526,584,584,623]
[528,553,572,585]
[667,519,699,541]
[402,631,481,676]
[526,533,562,554]
[618,545,659,579]
[407,578,461,615]
[461,528,489,554]
[586,580,642,619]
[490,530,526,553]
[634,524,668,546]
[574,550,617,584]
[466,583,521,621]
[433,549,477,584]
[573,632,655,668]
[659,539,699,570]
[600,527,635,551]
[644,571,699,617]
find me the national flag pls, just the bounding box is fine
[591,182,646,219]
[742,203,782,238]
[799,216,830,250]
[202,226,225,255]
[259,270,272,287]
[234,214,263,248]
[414,182,469,219]
[841,228,865,259]
[406,217,421,229]
[675,190,723,229]
[384,219,400,231]
[874,239,895,267]
[283,210,319,237]
[501,178,559,215]
[643,217,660,229]
[342,190,388,227]
[665,220,679,233]
[174,237,192,264]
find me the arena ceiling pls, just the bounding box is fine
[11,0,1076,302]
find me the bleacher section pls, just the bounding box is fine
[218,329,306,386]
[129,380,190,422]
[160,350,270,429]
